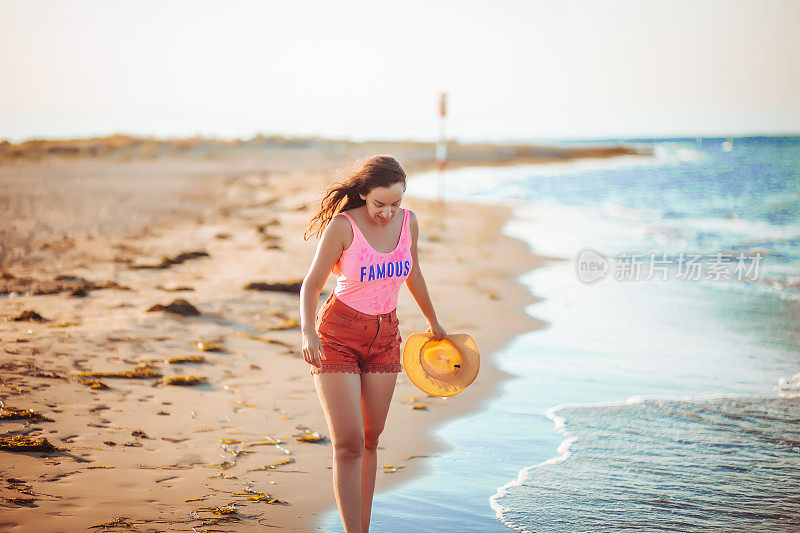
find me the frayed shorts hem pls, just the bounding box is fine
[310,363,403,375]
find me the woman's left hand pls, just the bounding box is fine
[427,320,448,340]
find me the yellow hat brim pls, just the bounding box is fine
[402,332,480,397]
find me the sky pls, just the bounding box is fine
[2,0,799,143]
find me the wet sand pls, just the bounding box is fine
[0,150,564,531]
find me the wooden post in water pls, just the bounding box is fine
[437,92,447,173]
[435,91,448,231]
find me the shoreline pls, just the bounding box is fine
[0,153,558,531]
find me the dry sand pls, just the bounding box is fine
[0,151,564,531]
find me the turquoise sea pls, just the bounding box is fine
[317,136,800,532]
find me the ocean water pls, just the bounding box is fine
[316,137,800,532]
[498,396,800,532]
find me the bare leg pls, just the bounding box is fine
[359,371,398,533]
[313,372,364,533]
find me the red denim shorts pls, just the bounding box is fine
[311,292,403,374]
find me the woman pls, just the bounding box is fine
[299,154,447,532]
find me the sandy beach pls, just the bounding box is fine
[0,142,621,531]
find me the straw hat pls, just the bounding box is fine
[402,332,480,397]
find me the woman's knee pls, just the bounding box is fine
[364,427,383,450]
[332,434,365,459]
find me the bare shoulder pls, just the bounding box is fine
[323,212,353,249]
[328,213,353,236]
[406,209,419,245]
[406,208,418,230]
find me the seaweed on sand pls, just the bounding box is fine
[0,435,58,452]
[163,375,206,386]
[0,405,54,422]
[293,425,328,444]
[166,355,206,364]
[73,363,162,379]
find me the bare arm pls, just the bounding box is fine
[299,216,348,366]
[405,211,447,338]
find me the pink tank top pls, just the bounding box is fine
[332,208,413,315]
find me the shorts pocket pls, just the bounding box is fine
[317,315,357,345]
[321,307,356,327]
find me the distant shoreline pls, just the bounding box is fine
[0,133,648,165]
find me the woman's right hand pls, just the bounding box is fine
[302,330,326,368]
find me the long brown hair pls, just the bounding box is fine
[304,154,407,240]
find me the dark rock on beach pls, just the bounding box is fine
[0,273,130,296]
[10,310,49,322]
[244,280,303,294]
[146,298,201,316]
[129,250,210,270]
